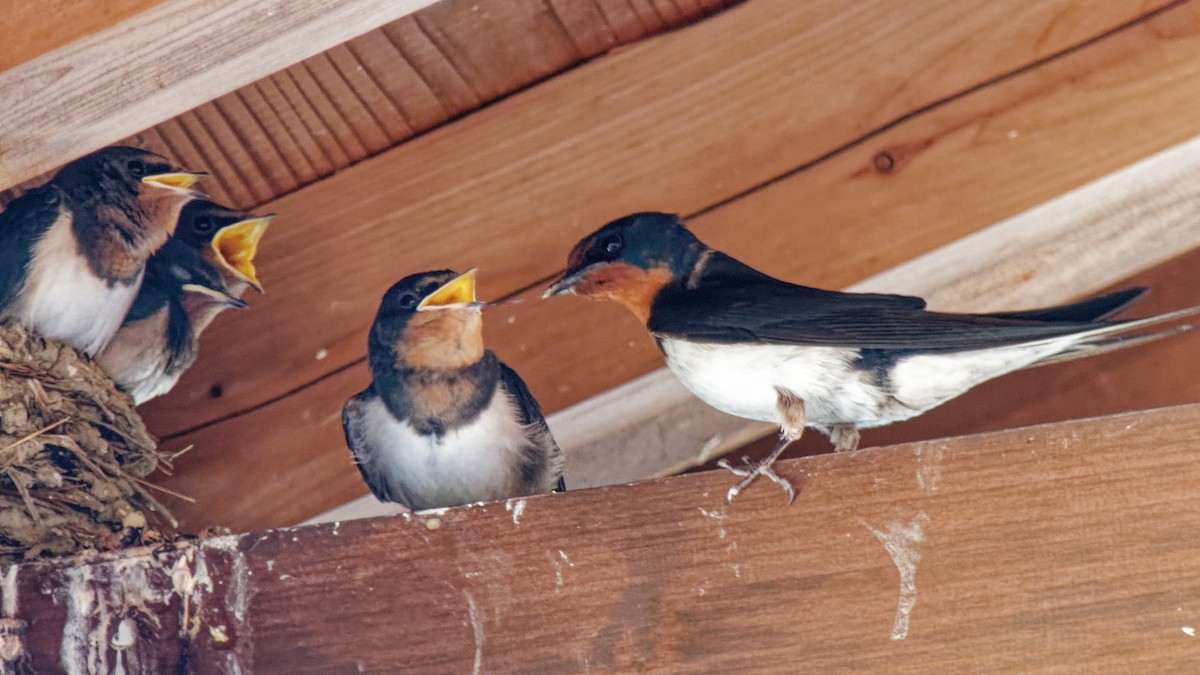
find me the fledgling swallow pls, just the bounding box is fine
[343,270,565,510]
[98,201,271,404]
[545,212,1200,502]
[0,146,205,356]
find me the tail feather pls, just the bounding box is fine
[989,287,1148,323]
[1030,323,1196,368]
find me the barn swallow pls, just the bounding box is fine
[343,270,565,510]
[545,212,1199,502]
[98,201,271,404]
[0,146,205,356]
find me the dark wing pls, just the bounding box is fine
[342,389,410,505]
[983,287,1146,323]
[0,187,61,312]
[649,251,1124,350]
[498,362,565,492]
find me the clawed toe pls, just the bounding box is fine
[718,455,796,504]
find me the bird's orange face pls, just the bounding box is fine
[558,262,674,324]
[395,270,485,371]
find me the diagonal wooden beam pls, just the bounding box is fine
[314,133,1200,523]
[0,0,441,190]
[11,404,1200,672]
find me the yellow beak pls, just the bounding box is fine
[417,269,479,311]
[142,171,207,194]
[211,216,272,293]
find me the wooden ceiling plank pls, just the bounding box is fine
[0,0,163,72]
[139,0,1189,436]
[0,0,444,190]
[167,125,1200,532]
[14,404,1200,671]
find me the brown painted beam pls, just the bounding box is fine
[8,404,1200,672]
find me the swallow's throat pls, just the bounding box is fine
[570,263,674,324]
[396,310,485,371]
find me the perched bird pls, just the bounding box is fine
[343,270,565,510]
[98,201,271,404]
[545,212,1199,502]
[0,146,205,356]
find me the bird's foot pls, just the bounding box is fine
[717,456,796,505]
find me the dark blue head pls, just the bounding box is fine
[543,212,705,321]
[173,200,271,292]
[368,269,485,374]
[50,146,208,270]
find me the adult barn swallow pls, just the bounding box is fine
[545,212,1199,502]
[98,201,270,404]
[343,270,565,510]
[0,146,204,356]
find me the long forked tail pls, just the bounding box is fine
[1029,304,1200,368]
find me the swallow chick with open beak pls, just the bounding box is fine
[545,212,1200,503]
[0,146,205,356]
[98,200,271,404]
[343,270,565,510]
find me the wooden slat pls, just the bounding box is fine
[142,0,1177,433]
[0,0,162,72]
[10,405,1200,672]
[0,0,443,190]
[149,0,1200,531]
[0,0,736,209]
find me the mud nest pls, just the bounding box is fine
[0,321,176,564]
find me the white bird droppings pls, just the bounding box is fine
[506,499,526,526]
[464,592,485,675]
[863,513,930,641]
[1184,626,1196,637]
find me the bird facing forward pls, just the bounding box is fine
[0,146,205,356]
[545,212,1199,502]
[98,200,271,404]
[343,270,564,510]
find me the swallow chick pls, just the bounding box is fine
[0,146,205,356]
[545,212,1199,503]
[343,270,565,510]
[98,201,271,404]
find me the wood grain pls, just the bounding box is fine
[0,0,442,190]
[11,405,1200,672]
[0,0,738,209]
[151,0,1200,531]
[0,0,162,72]
[140,0,1180,436]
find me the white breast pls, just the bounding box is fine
[10,215,139,356]
[660,336,1084,431]
[351,388,536,510]
[96,311,173,405]
[660,338,893,427]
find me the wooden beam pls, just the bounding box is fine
[9,405,1200,671]
[148,0,1200,532]
[0,0,162,72]
[0,0,442,190]
[138,0,1178,441]
[313,136,1200,523]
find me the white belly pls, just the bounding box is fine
[10,217,139,356]
[351,389,535,509]
[660,337,1081,430]
[660,338,892,428]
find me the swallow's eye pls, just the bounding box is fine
[194,216,215,234]
[127,160,146,177]
[43,189,61,206]
[398,294,419,309]
[600,234,623,258]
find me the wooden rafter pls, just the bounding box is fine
[0,0,442,190]
[8,404,1200,672]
